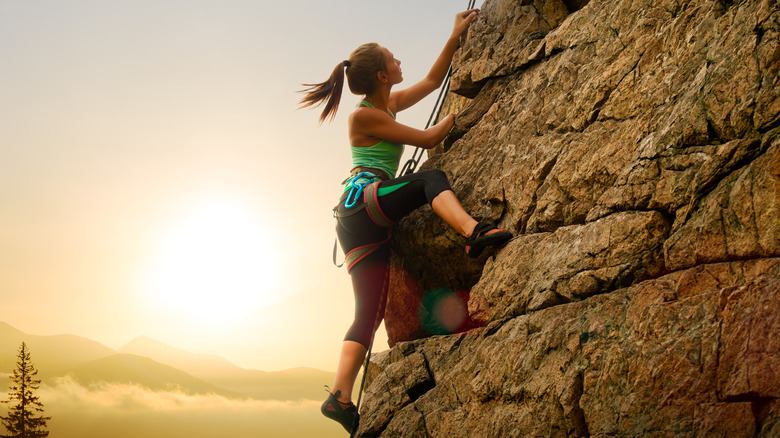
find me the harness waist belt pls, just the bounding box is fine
[350,166,390,181]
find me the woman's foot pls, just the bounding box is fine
[465,222,513,258]
[321,388,359,434]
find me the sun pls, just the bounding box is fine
[141,193,284,325]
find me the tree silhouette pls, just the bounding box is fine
[1,342,50,438]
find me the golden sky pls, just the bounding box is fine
[0,0,475,371]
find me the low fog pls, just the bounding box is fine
[22,376,345,438]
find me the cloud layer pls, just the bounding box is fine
[16,376,344,438]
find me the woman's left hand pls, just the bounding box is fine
[452,9,480,38]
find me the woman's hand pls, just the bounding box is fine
[439,113,456,133]
[423,113,456,149]
[452,9,480,39]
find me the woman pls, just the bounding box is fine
[299,9,512,434]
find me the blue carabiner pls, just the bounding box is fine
[344,172,375,208]
[344,185,362,208]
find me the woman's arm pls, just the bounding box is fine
[390,9,479,113]
[350,109,455,149]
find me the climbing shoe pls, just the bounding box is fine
[321,387,359,434]
[465,222,513,258]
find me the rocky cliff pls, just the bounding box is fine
[357,0,780,436]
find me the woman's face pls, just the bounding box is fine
[381,47,403,85]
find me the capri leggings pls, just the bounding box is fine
[335,169,452,348]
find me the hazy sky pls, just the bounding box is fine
[1,0,483,371]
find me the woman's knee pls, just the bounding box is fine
[343,328,372,349]
[344,312,382,348]
[420,168,447,182]
[420,169,451,201]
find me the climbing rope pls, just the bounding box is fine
[399,64,452,176]
[400,0,476,176]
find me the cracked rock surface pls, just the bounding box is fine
[365,0,779,436]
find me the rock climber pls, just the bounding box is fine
[299,8,512,435]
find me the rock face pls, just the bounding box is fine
[360,0,780,436]
[365,260,780,437]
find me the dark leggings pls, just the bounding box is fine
[336,169,452,348]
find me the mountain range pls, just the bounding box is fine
[0,321,334,401]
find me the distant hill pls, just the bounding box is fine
[0,321,116,377]
[119,336,334,400]
[118,336,242,377]
[69,354,238,398]
[0,322,334,401]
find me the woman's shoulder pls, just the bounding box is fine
[348,105,373,125]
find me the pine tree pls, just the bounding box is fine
[0,342,50,438]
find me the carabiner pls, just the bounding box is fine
[343,172,375,208]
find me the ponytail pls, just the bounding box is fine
[298,61,348,123]
[298,43,387,123]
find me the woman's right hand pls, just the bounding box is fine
[428,113,456,148]
[440,113,456,132]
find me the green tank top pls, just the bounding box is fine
[349,101,404,182]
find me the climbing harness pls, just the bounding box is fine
[332,168,395,271]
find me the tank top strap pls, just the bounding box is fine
[357,100,395,119]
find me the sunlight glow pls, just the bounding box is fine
[142,193,284,325]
